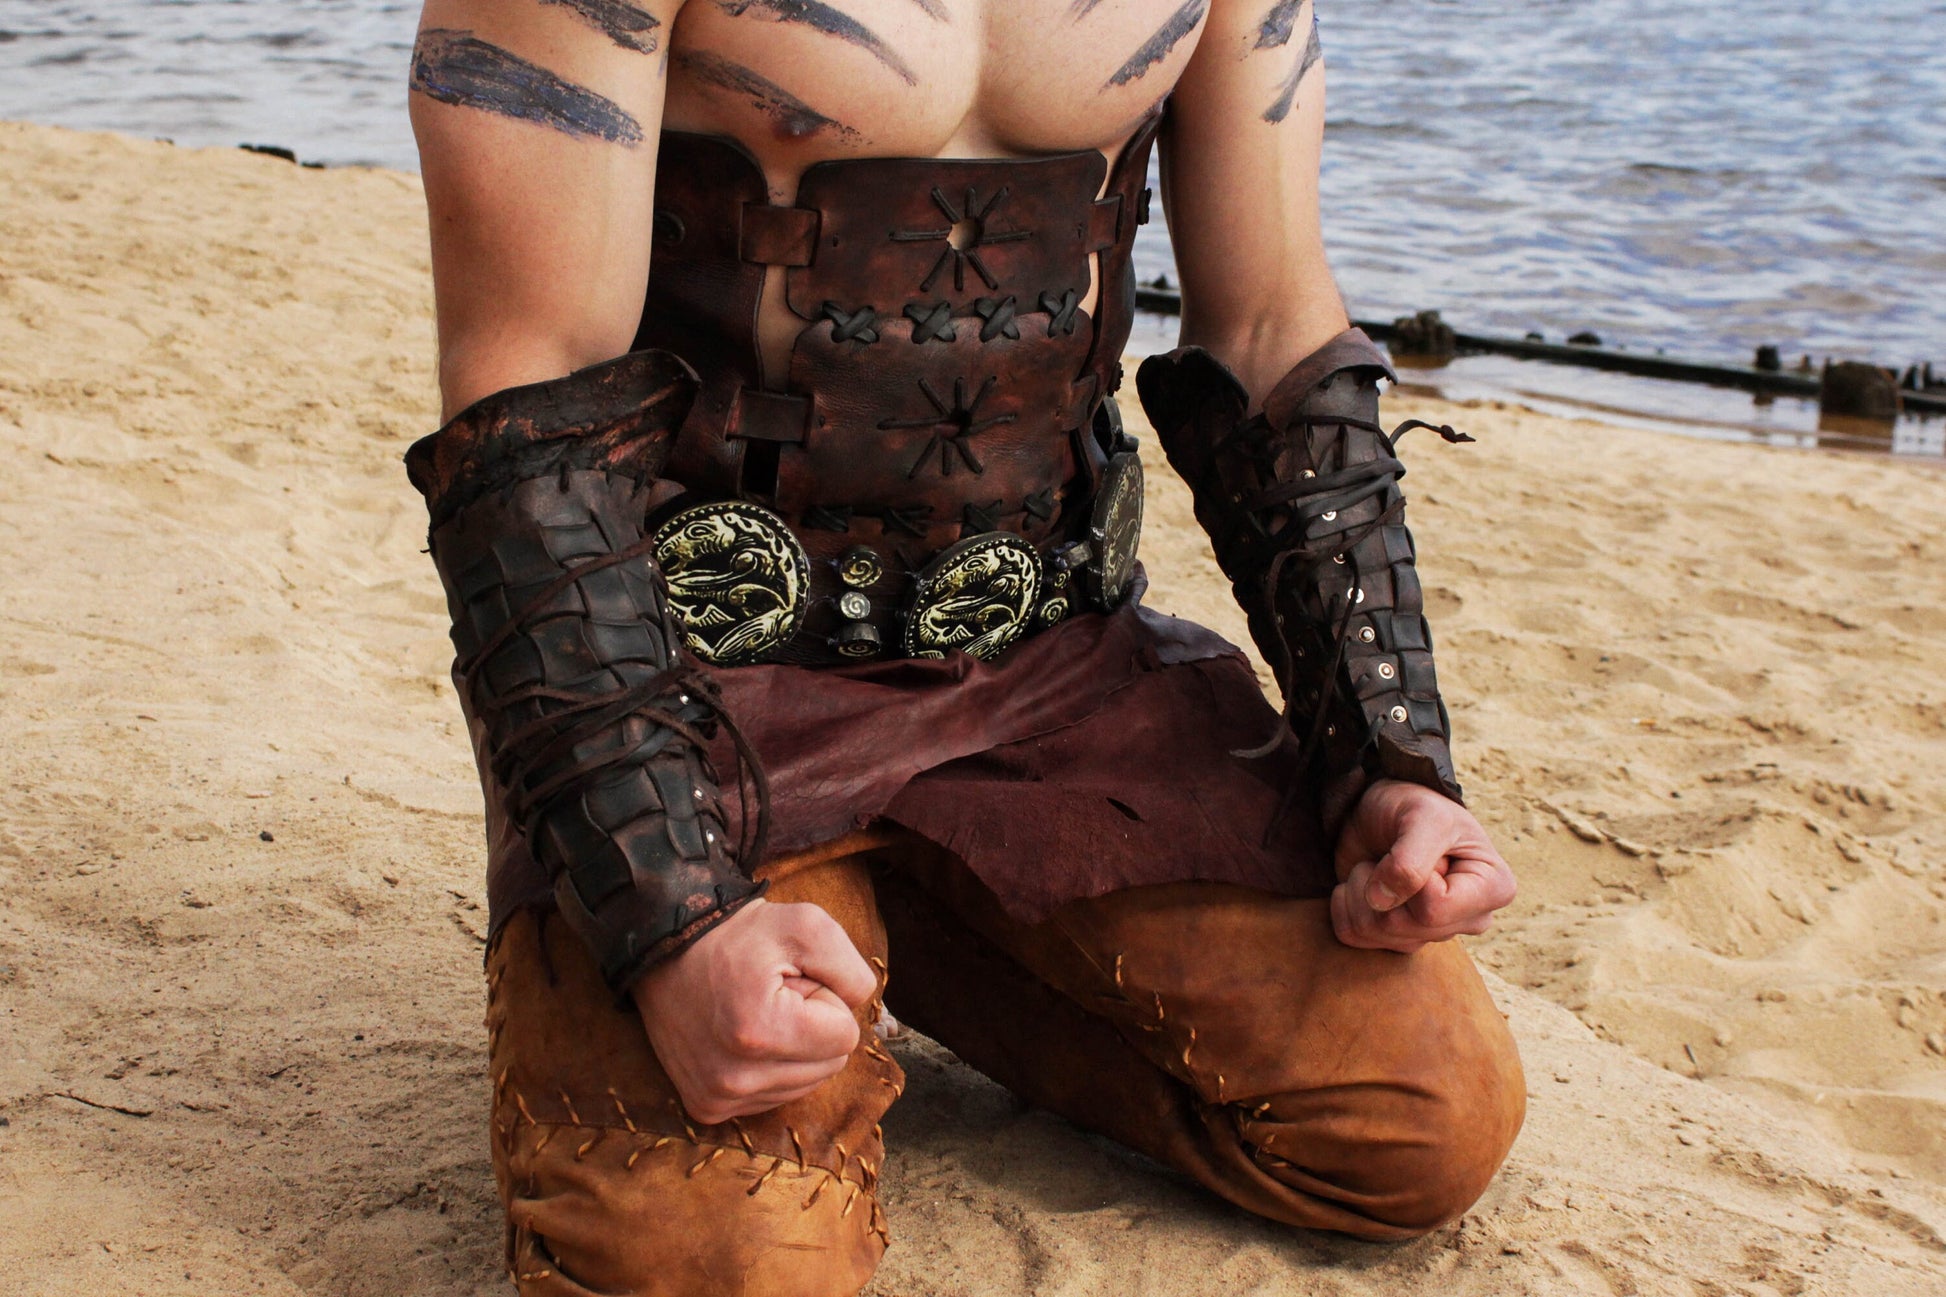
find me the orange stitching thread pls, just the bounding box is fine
[514,1091,537,1126]
[532,1126,555,1154]
[559,1090,581,1126]
[842,1183,862,1218]
[788,1125,807,1169]
[1113,952,1127,990]
[747,1156,783,1197]
[688,1147,725,1178]
[651,1135,673,1151]
[575,1132,599,1161]
[625,1146,644,1170]
[609,1088,638,1133]
[803,1173,830,1210]
[731,1118,755,1156]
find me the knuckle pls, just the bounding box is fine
[721,1011,773,1058]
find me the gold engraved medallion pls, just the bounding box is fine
[1085,452,1143,610]
[651,501,810,666]
[903,532,1043,662]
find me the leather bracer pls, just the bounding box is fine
[405,351,767,988]
[1136,329,1466,831]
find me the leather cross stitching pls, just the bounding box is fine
[974,296,1020,342]
[802,503,854,531]
[889,186,1032,294]
[1040,289,1080,336]
[867,502,934,537]
[960,498,1006,535]
[877,375,1019,479]
[903,301,957,343]
[821,302,881,343]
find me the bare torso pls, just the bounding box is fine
[660,0,1204,177]
[656,0,1209,381]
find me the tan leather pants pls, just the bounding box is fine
[486,828,1525,1296]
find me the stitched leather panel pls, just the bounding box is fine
[779,309,1094,554]
[785,151,1105,321]
[635,133,769,497]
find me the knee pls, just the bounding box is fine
[1336,1034,1528,1237]
[1233,1018,1527,1239]
[1356,1075,1526,1235]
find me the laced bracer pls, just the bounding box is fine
[1136,328,1467,833]
[406,352,768,989]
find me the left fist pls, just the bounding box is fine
[1330,779,1517,954]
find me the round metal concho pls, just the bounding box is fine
[902,532,1044,662]
[1085,452,1144,610]
[651,501,810,666]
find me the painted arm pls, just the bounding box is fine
[1158,0,1346,406]
[410,0,676,418]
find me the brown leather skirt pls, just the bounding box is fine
[479,581,1337,939]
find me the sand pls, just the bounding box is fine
[1,118,1943,1295]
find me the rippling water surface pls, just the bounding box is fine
[3,0,1942,391]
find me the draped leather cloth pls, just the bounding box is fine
[479,581,1338,933]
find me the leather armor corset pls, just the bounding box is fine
[631,117,1159,661]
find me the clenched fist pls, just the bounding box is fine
[632,898,877,1124]
[1330,779,1518,954]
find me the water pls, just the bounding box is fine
[4,0,1943,450]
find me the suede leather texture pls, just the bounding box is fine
[485,827,1526,1295]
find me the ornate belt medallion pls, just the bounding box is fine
[1086,452,1144,610]
[902,532,1043,662]
[651,501,810,666]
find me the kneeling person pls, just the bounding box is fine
[404,0,1524,1291]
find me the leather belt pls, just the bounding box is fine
[653,450,1144,668]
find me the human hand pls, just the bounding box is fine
[1330,779,1517,954]
[632,898,877,1124]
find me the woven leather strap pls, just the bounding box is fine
[1136,330,1467,835]
[407,352,768,988]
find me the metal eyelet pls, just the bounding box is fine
[1322,510,1338,522]
[1377,661,1396,680]
[1358,626,1376,644]
[1389,705,1408,723]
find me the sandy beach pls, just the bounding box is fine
[2,120,1943,1295]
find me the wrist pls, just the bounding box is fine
[1178,302,1351,412]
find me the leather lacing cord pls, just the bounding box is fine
[1205,414,1469,817]
[455,491,772,890]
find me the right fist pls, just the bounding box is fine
[632,898,878,1124]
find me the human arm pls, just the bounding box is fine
[1159,0,1345,406]
[411,0,674,417]
[1142,1,1513,945]
[409,0,872,1115]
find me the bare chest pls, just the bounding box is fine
[662,0,1207,191]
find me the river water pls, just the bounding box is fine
[3,0,1942,454]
